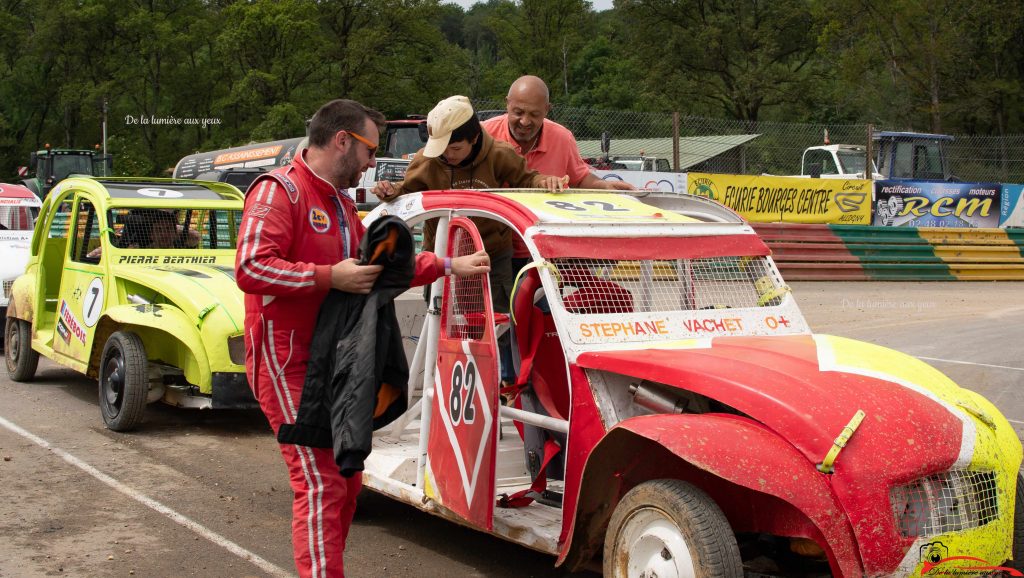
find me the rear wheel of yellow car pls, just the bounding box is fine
[604,479,742,578]
[99,331,148,432]
[1011,472,1024,570]
[6,317,39,382]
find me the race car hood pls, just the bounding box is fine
[113,262,243,332]
[577,334,1021,573]
[577,334,1004,479]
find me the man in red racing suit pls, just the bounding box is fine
[236,98,489,578]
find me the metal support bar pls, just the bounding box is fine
[415,215,450,489]
[382,316,429,439]
[499,406,569,434]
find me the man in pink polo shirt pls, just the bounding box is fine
[481,75,635,192]
[483,75,635,479]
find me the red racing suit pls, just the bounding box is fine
[236,151,443,578]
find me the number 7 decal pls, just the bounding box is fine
[82,277,104,327]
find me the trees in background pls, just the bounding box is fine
[0,0,1021,176]
[817,0,1024,135]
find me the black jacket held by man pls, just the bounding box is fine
[277,216,415,477]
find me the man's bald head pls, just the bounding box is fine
[504,75,551,147]
[507,75,550,105]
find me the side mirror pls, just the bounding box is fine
[808,162,822,179]
[29,152,37,167]
[417,122,428,143]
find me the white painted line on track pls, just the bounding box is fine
[916,356,1024,372]
[0,415,294,578]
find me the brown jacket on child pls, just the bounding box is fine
[387,131,547,254]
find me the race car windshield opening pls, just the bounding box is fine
[106,208,242,250]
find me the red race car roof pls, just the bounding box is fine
[0,184,39,199]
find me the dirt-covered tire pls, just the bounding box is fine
[98,331,148,432]
[604,479,742,578]
[6,317,38,382]
[1010,472,1024,570]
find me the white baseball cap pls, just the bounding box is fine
[423,95,475,158]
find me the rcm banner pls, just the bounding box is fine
[1001,184,1024,228]
[593,169,687,193]
[874,180,1001,228]
[686,173,870,224]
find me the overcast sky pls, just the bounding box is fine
[444,0,615,12]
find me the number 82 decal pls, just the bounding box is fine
[544,199,630,212]
[449,360,477,425]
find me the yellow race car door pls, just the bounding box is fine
[53,194,105,365]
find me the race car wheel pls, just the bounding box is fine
[1010,472,1024,570]
[604,479,742,578]
[99,331,148,432]
[6,317,38,382]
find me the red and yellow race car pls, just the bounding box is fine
[363,189,1022,577]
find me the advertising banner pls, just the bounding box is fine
[593,169,687,193]
[1000,184,1024,228]
[174,137,305,179]
[685,173,871,224]
[873,180,1001,228]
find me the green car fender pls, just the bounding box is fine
[95,303,212,391]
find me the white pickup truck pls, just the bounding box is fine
[800,144,881,179]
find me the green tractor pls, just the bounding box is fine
[21,147,113,199]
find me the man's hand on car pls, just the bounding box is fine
[537,175,569,191]
[451,249,490,277]
[602,179,636,191]
[331,258,384,294]
[372,181,398,202]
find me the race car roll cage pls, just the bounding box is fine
[380,190,749,469]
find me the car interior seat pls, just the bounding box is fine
[502,266,634,507]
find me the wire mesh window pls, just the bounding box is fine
[106,208,241,250]
[444,227,486,340]
[548,256,787,314]
[71,200,101,264]
[0,206,36,231]
[890,470,1000,538]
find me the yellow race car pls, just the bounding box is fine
[5,176,251,431]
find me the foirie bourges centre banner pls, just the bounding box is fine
[687,173,871,224]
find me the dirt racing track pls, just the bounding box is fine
[0,281,1021,578]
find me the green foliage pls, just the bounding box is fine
[617,0,821,121]
[249,103,307,142]
[818,0,1024,134]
